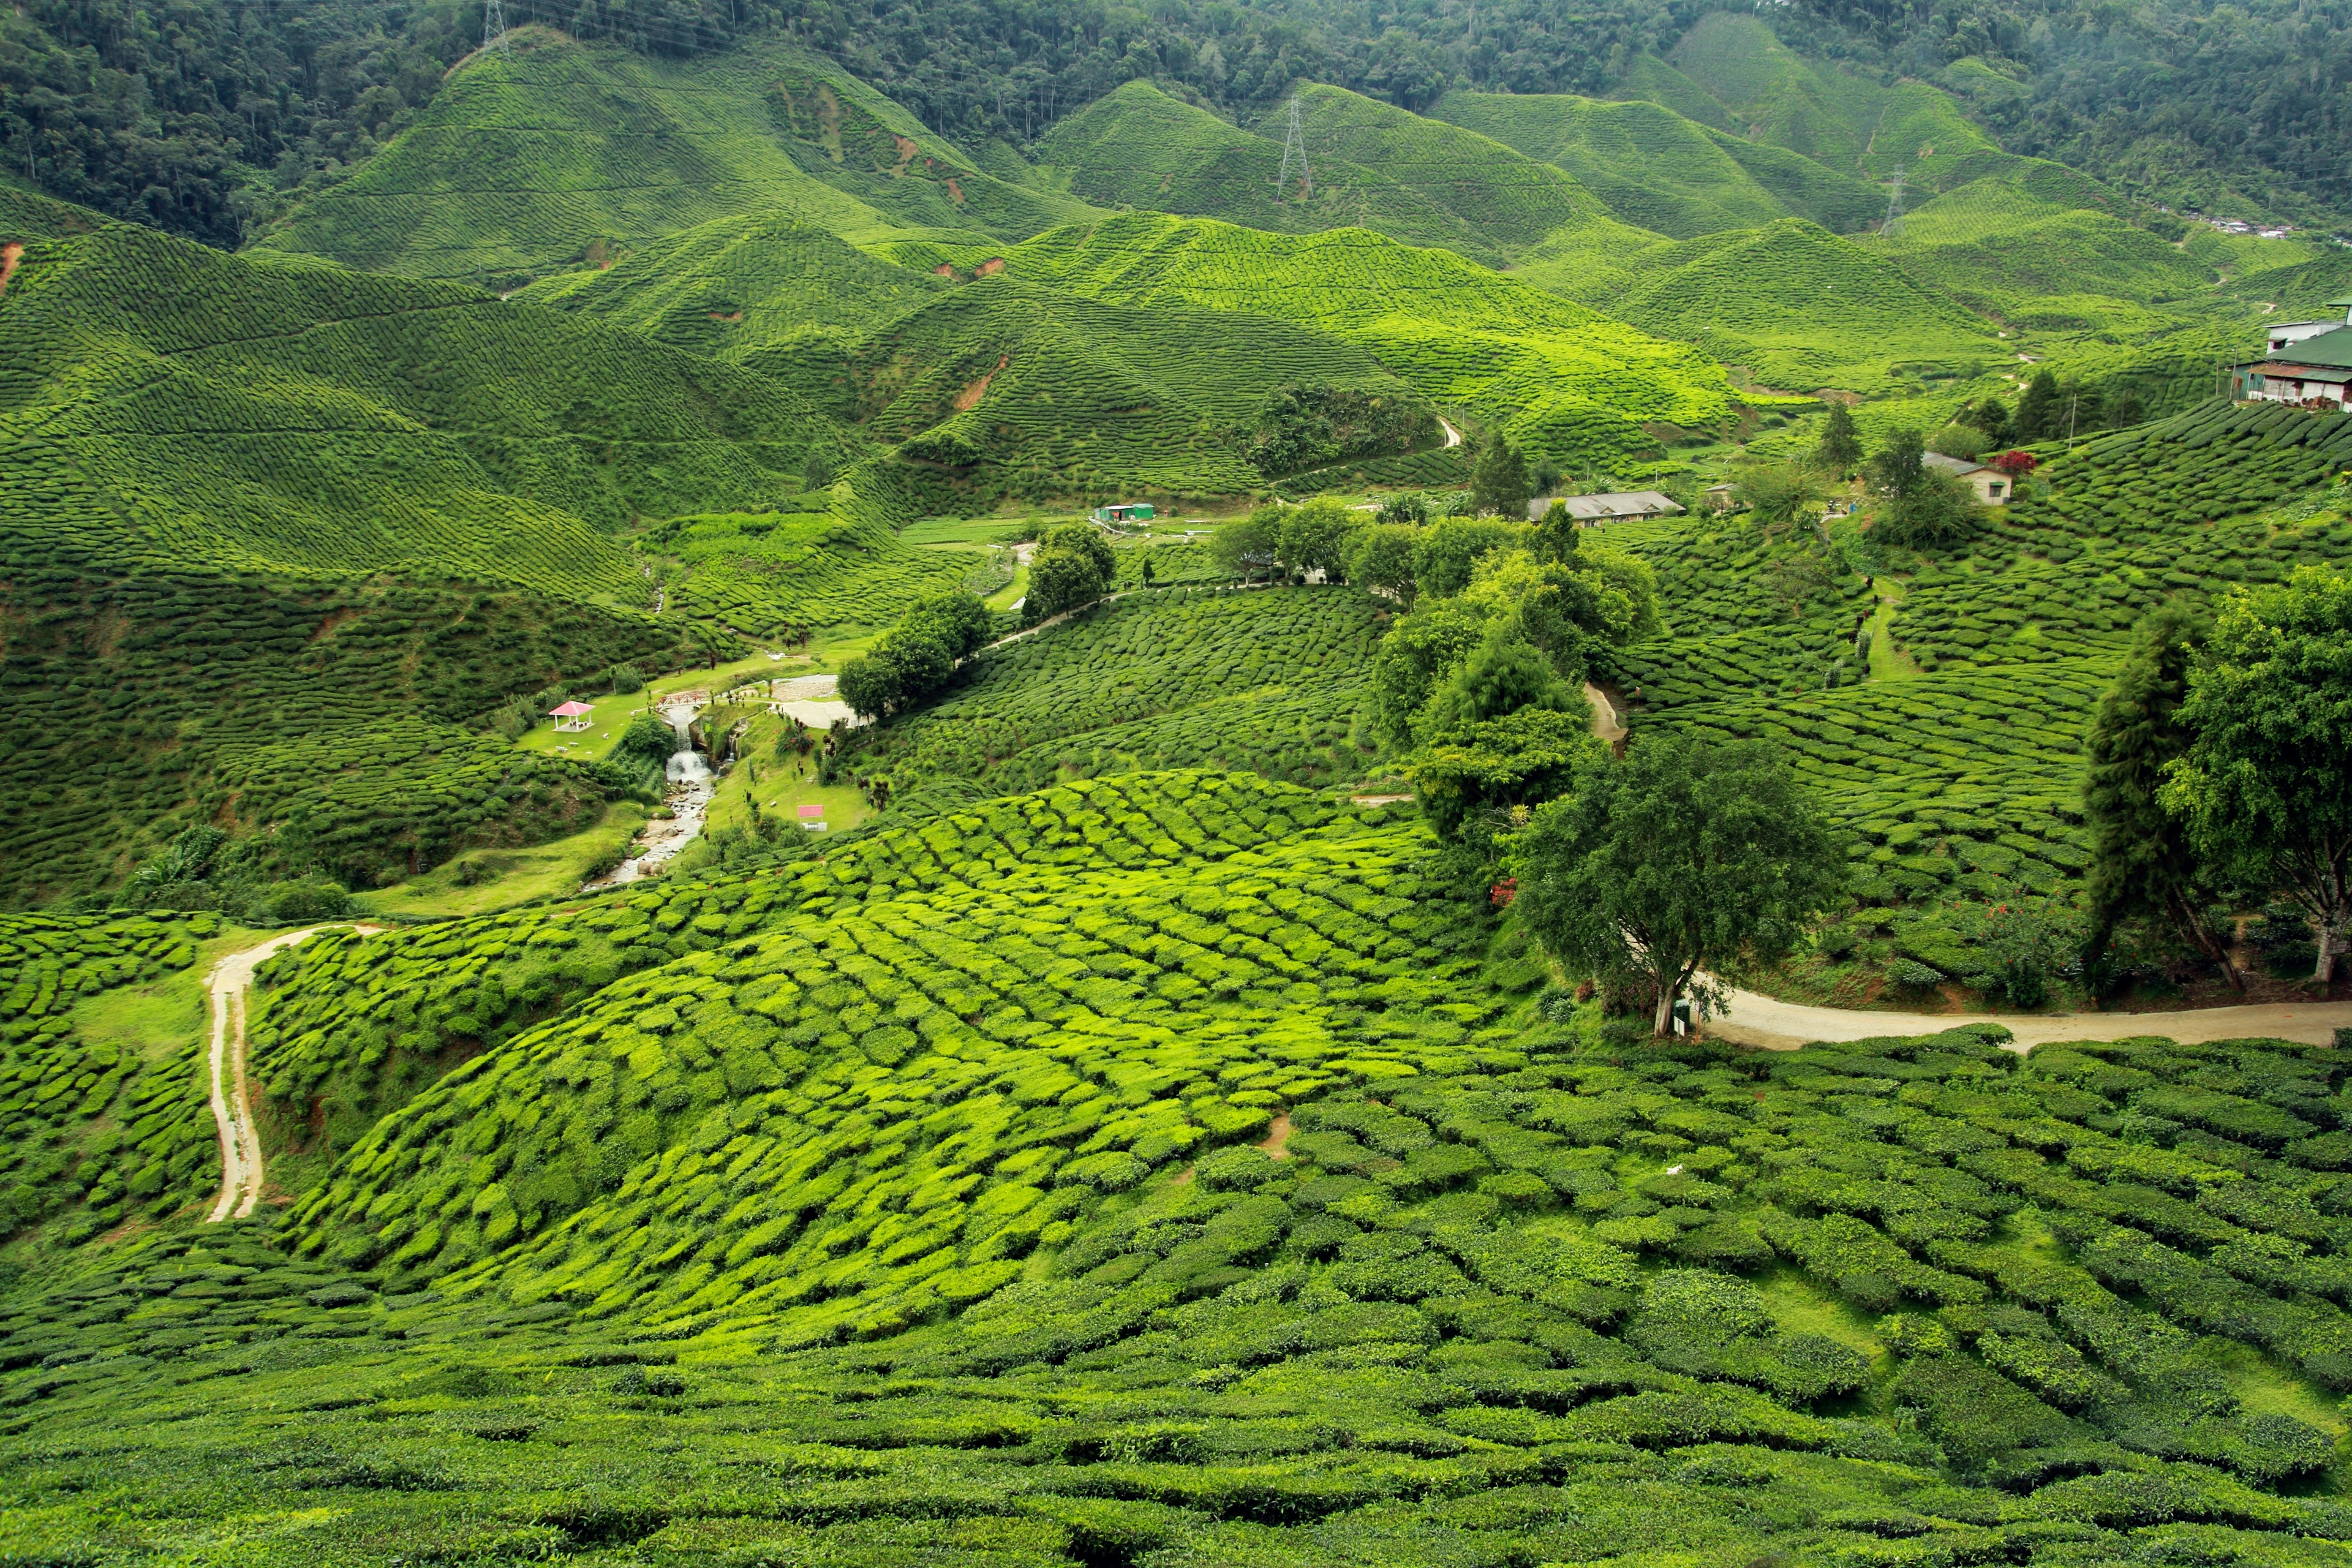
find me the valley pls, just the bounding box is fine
[4,5,2352,1562]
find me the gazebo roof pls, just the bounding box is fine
[549,701,595,716]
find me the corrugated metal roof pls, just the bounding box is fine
[1527,491,1685,521]
[2244,325,2352,370]
[1923,451,1988,476]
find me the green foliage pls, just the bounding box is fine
[840,590,995,720]
[1021,525,1115,627]
[1410,707,1602,843]
[2084,606,2239,984]
[1817,401,1863,473]
[1513,733,1845,1033]
[0,910,221,1240]
[1244,383,1436,478]
[852,588,1387,801]
[1470,439,1532,519]
[956,212,1739,472]
[2160,568,2352,981]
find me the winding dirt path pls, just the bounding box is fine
[205,925,382,1222]
[1708,986,2352,1054]
[1438,416,1464,448]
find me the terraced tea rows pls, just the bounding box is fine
[17,1012,2352,1566]
[646,508,974,637]
[1611,514,1875,706]
[257,33,1095,286]
[248,775,1330,1156]
[938,213,1752,469]
[0,911,222,1246]
[1621,399,2352,989]
[0,556,714,905]
[850,587,1387,800]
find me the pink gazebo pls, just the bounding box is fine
[549,700,594,733]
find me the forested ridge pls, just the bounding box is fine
[7,0,2350,251]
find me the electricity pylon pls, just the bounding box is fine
[1275,97,1311,202]
[483,0,510,56]
[1882,164,1907,238]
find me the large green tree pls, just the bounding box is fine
[2160,570,2352,983]
[1411,707,1600,843]
[1513,735,1845,1037]
[1814,402,1863,475]
[2082,605,2242,988]
[1471,439,1532,520]
[1210,505,1283,582]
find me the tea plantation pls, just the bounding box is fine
[13,838,2352,1567]
[846,587,1389,804]
[934,212,1755,469]
[0,910,223,1249]
[1619,399,2352,989]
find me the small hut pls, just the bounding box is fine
[549,700,594,733]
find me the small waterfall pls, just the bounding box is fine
[660,704,711,783]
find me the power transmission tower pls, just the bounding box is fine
[1881,164,1907,238]
[1274,97,1311,202]
[483,0,510,57]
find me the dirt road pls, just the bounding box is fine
[205,925,382,1222]
[1708,984,2352,1054]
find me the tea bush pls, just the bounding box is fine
[0,910,222,1242]
[850,586,1388,799]
[15,1008,2352,1564]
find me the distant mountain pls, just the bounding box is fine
[255,30,1099,287]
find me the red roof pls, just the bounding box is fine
[549,701,595,716]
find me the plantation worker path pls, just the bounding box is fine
[1707,985,2352,1054]
[206,924,383,1222]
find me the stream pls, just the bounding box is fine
[586,701,717,887]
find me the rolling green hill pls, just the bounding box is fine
[1524,217,2005,396]
[1663,14,2071,199]
[1623,398,2352,990]
[510,211,951,368]
[1032,81,1523,266]
[0,214,866,897]
[2,221,840,595]
[257,29,1099,289]
[1268,83,1626,260]
[519,216,1431,502]
[919,211,1750,467]
[1430,92,1808,239]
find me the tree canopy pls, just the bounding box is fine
[1513,734,1845,1037]
[2160,569,2352,982]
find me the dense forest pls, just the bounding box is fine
[5,0,2347,251]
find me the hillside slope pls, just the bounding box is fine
[518,211,1432,501]
[0,218,867,898]
[920,212,1747,467]
[257,29,1099,288]
[1525,217,2006,396]
[1431,91,1807,239]
[1,222,842,595]
[1033,81,1521,265]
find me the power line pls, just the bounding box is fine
[1274,96,1310,202]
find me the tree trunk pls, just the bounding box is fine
[1653,982,1676,1039]
[2318,918,2343,985]
[2165,887,2245,992]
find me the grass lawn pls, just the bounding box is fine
[355,803,648,919]
[69,927,261,1072]
[899,515,1041,546]
[706,716,871,838]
